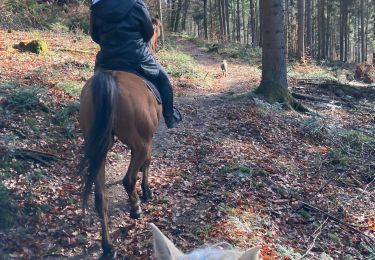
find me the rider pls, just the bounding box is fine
[90,0,180,128]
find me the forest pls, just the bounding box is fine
[0,0,374,259]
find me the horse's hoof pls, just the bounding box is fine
[130,208,142,219]
[141,190,154,201]
[100,249,117,260]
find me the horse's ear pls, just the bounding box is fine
[150,223,184,260]
[239,245,262,260]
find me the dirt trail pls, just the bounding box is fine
[178,40,261,95]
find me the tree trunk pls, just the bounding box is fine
[242,0,246,44]
[181,0,190,31]
[157,0,165,47]
[236,0,240,42]
[258,0,263,47]
[256,0,292,105]
[285,0,289,59]
[204,0,208,39]
[306,0,312,57]
[169,0,177,31]
[225,0,230,41]
[325,0,330,59]
[217,0,224,41]
[343,0,349,61]
[298,0,305,62]
[318,0,326,60]
[360,0,366,62]
[250,0,256,45]
[209,0,213,41]
[373,0,375,64]
[173,0,183,32]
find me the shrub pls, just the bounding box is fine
[0,0,90,33]
[0,82,47,112]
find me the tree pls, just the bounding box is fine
[297,0,306,62]
[157,0,165,47]
[203,0,208,39]
[255,0,305,111]
[306,0,312,56]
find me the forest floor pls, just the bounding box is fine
[0,30,374,259]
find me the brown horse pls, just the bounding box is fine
[79,70,162,258]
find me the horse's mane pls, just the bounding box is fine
[149,17,161,53]
[186,245,249,260]
[151,223,261,260]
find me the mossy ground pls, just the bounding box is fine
[254,81,309,113]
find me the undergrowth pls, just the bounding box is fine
[0,0,90,33]
[157,36,212,87]
[0,81,48,112]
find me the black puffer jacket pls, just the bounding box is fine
[90,0,159,78]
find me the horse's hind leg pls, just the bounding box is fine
[122,147,148,219]
[95,162,116,259]
[141,152,153,201]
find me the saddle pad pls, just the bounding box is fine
[143,79,162,104]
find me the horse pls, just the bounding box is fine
[151,223,262,260]
[79,16,162,259]
[79,21,163,258]
[79,70,162,258]
[149,17,161,53]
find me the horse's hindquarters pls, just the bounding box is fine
[112,71,162,147]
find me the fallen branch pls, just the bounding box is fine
[301,217,329,258]
[0,145,70,165]
[291,92,333,103]
[58,48,94,54]
[300,201,375,244]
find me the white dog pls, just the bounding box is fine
[221,60,228,77]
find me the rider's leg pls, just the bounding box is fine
[153,67,175,128]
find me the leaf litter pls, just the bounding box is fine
[0,31,374,259]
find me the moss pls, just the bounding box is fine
[254,81,309,113]
[254,81,293,103]
[14,39,48,55]
[27,40,48,55]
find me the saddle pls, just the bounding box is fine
[143,78,162,104]
[143,78,182,123]
[133,73,182,123]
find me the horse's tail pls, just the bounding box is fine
[82,71,118,210]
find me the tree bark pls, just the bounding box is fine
[225,0,230,41]
[217,0,224,41]
[250,0,256,46]
[298,0,306,62]
[373,0,375,64]
[204,0,208,39]
[258,0,263,47]
[157,0,165,47]
[236,0,241,42]
[181,0,190,31]
[360,0,366,62]
[306,0,312,56]
[242,0,246,44]
[256,0,293,105]
[173,0,183,32]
